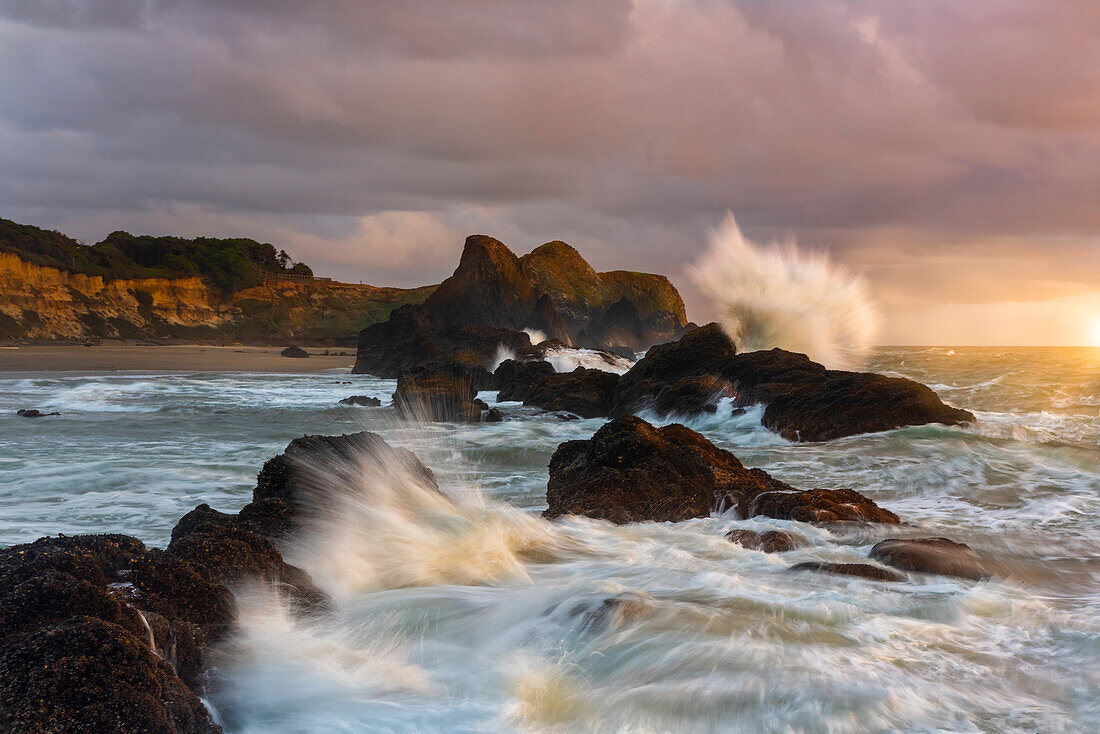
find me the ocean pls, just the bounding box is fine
[1,346,1097,733]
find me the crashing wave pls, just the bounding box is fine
[689,213,879,370]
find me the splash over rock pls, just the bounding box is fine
[869,537,991,580]
[726,528,808,553]
[544,416,795,523]
[609,323,974,441]
[393,362,484,422]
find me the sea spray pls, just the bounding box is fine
[282,425,561,599]
[689,214,879,370]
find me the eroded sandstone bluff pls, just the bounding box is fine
[0,219,434,344]
[353,235,688,375]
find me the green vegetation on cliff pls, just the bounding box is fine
[0,218,310,292]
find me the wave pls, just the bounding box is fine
[689,214,879,370]
[284,432,561,599]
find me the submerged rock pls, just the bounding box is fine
[544,416,794,523]
[484,406,504,422]
[520,367,619,419]
[789,562,905,582]
[726,528,808,553]
[740,488,901,524]
[338,395,381,407]
[280,345,309,358]
[869,537,990,580]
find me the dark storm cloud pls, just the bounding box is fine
[0,0,1097,342]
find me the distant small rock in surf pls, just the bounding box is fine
[281,345,309,358]
[15,408,60,418]
[338,395,381,407]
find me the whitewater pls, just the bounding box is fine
[1,344,1097,733]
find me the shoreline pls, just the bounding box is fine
[0,344,357,373]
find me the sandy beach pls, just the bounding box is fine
[0,344,357,373]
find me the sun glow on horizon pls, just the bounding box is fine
[1090,317,1100,347]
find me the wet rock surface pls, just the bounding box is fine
[610,323,735,417]
[726,528,808,553]
[789,562,905,582]
[492,358,556,402]
[0,536,223,733]
[721,348,975,442]
[520,367,620,419]
[740,488,901,524]
[870,537,990,580]
[608,323,973,441]
[544,416,795,523]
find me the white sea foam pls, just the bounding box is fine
[541,346,634,375]
[689,213,879,369]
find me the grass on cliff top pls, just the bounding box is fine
[0,217,312,293]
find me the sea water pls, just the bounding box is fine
[0,347,1097,733]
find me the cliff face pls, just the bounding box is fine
[0,252,433,343]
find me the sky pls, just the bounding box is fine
[1,0,1098,345]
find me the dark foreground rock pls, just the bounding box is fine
[520,367,619,419]
[280,345,309,358]
[789,562,905,582]
[1,431,436,733]
[0,535,223,733]
[15,409,60,418]
[393,362,484,422]
[338,395,381,407]
[544,416,795,523]
[870,538,990,580]
[608,323,974,441]
[726,529,807,553]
